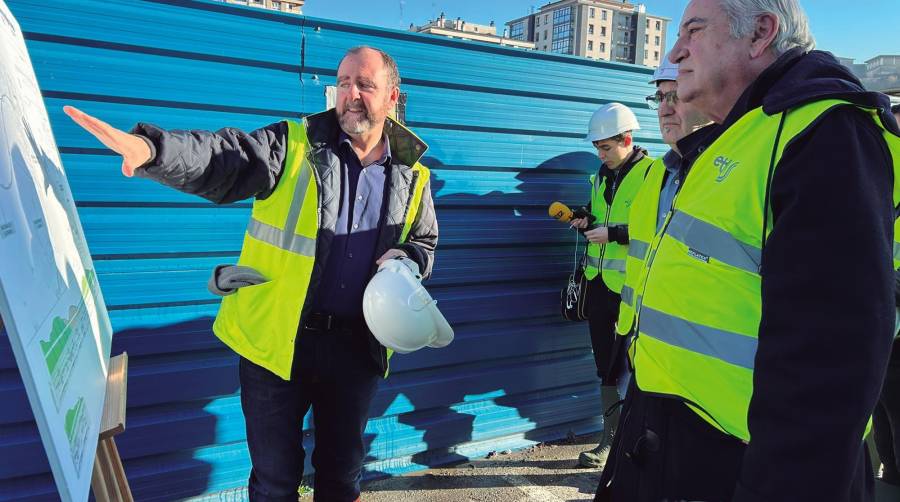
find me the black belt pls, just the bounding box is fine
[302,312,366,332]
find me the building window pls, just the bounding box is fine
[545,14,549,24]
[655,35,660,46]
[590,8,595,18]
[602,10,607,21]
[588,24,594,35]
[601,26,606,36]
[588,41,594,51]
[600,42,606,52]
[536,16,540,27]
[551,34,572,54]
[551,37,571,54]
[644,50,648,60]
[646,19,650,28]
[509,22,525,40]
[551,6,573,54]
[645,34,649,43]
[624,47,630,57]
[656,20,661,30]
[654,51,660,60]
[553,7,572,24]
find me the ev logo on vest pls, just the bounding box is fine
[714,155,739,182]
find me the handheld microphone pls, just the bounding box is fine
[549,201,596,224]
[549,201,574,222]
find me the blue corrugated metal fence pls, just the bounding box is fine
[0,0,663,499]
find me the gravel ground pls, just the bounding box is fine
[212,430,900,501]
[347,432,603,502]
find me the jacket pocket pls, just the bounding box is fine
[230,279,279,352]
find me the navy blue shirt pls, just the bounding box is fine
[313,132,390,317]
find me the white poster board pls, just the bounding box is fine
[0,2,113,500]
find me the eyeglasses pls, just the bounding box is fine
[645,90,678,110]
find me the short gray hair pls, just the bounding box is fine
[720,0,815,55]
[341,46,401,89]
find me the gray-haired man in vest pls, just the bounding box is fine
[65,46,438,502]
[596,1,900,501]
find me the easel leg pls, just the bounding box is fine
[91,438,133,502]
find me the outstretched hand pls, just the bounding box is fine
[63,106,151,177]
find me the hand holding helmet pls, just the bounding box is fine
[362,257,454,354]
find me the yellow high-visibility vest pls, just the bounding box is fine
[585,155,654,294]
[632,100,900,441]
[617,158,666,336]
[214,117,430,380]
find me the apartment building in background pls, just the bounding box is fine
[215,0,304,14]
[506,0,668,67]
[835,54,900,93]
[410,13,536,50]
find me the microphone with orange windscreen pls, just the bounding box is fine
[549,201,596,225]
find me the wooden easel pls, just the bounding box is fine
[91,353,133,502]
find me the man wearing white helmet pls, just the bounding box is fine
[571,103,654,469]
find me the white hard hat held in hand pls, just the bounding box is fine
[362,257,454,354]
[585,102,640,142]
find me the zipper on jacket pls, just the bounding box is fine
[297,148,323,331]
[598,168,619,270]
[383,170,420,377]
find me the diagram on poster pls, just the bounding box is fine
[0,2,113,501]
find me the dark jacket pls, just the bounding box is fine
[132,110,439,374]
[675,49,898,502]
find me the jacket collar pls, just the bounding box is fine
[304,109,429,168]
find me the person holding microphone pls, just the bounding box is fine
[570,103,653,469]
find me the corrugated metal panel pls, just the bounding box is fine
[0,0,664,499]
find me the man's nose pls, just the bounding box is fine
[659,101,675,116]
[670,38,687,64]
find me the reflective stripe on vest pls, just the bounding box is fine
[616,158,666,336]
[632,100,900,441]
[585,155,654,294]
[894,217,900,271]
[213,118,431,380]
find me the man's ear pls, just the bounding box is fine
[389,86,400,106]
[623,133,633,148]
[749,12,779,59]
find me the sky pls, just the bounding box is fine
[302,0,899,63]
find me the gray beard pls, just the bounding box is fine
[339,111,372,135]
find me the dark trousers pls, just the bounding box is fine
[239,325,380,502]
[874,341,900,485]
[595,379,874,502]
[586,277,623,383]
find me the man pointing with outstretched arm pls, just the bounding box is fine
[66,45,438,502]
